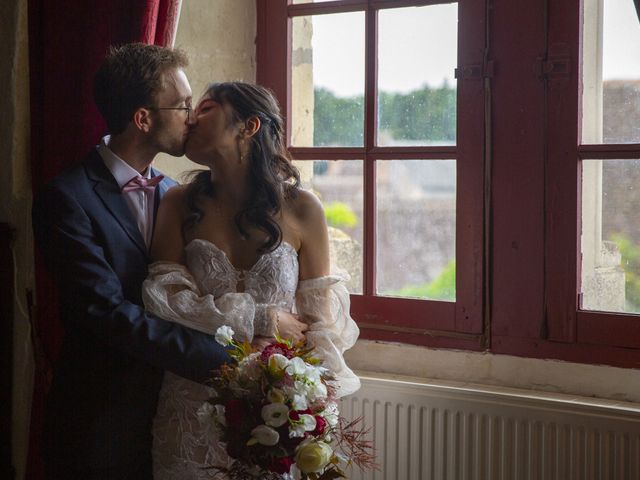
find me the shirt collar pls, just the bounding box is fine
[97,135,152,189]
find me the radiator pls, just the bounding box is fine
[338,376,640,480]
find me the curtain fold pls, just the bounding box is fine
[27,1,180,477]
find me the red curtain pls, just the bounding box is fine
[26,1,180,477]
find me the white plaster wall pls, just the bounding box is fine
[153,0,257,181]
[346,340,640,404]
[1,0,34,478]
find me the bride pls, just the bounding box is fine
[142,82,360,478]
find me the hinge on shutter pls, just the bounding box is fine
[455,60,495,80]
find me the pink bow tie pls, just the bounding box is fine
[121,175,164,193]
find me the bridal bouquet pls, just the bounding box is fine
[205,325,375,479]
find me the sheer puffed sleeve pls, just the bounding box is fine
[295,275,361,397]
[142,261,257,342]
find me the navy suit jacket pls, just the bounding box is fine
[32,149,230,470]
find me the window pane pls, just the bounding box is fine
[582,0,640,144]
[581,159,640,314]
[293,159,364,293]
[377,4,458,146]
[291,13,365,147]
[376,160,456,300]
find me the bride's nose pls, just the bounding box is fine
[187,111,198,127]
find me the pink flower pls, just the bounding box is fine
[261,343,295,362]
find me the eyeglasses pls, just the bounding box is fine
[149,106,192,121]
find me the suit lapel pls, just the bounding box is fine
[85,152,148,256]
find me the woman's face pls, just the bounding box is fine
[185,94,242,165]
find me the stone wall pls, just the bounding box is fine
[153,0,257,181]
[0,0,34,478]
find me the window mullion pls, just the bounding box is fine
[363,4,377,296]
[364,157,376,296]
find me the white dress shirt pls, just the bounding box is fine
[98,135,157,249]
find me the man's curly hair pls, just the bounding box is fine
[94,43,188,134]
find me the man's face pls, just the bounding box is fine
[148,68,193,157]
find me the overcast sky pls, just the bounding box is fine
[305,0,639,97]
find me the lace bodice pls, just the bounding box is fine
[143,238,360,479]
[185,238,298,310]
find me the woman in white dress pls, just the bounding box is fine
[142,82,360,479]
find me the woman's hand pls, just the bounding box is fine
[272,310,308,344]
[251,336,274,351]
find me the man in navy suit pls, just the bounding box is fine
[32,43,230,479]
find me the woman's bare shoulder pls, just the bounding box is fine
[288,188,325,222]
[162,183,189,201]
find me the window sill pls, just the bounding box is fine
[344,339,640,403]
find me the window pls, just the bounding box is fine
[257,0,640,365]
[574,0,640,347]
[257,0,486,348]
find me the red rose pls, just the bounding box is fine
[312,415,327,436]
[268,456,294,474]
[224,399,245,425]
[288,408,311,422]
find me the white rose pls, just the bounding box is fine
[295,441,334,473]
[215,325,235,346]
[250,424,280,446]
[262,403,290,428]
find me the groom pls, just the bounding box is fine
[32,43,230,479]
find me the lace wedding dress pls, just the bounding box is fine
[142,239,360,479]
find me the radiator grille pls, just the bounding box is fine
[339,377,640,480]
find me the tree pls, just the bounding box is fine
[313,83,456,146]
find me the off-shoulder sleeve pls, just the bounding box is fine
[142,261,256,342]
[295,275,361,397]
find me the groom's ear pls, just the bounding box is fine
[133,107,152,133]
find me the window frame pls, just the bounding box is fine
[257,0,488,349]
[542,0,640,351]
[256,0,640,367]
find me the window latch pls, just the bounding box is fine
[455,60,495,80]
[535,56,571,78]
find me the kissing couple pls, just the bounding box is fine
[33,42,360,479]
